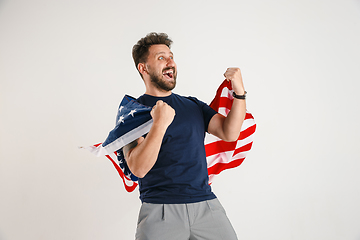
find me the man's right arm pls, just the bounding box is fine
[123,100,175,178]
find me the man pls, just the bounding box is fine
[123,32,246,240]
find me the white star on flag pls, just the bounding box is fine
[118,115,125,123]
[128,109,137,117]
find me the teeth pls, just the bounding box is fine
[163,69,174,74]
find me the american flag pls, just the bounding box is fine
[206,80,256,184]
[84,80,256,192]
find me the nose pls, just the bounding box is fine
[166,57,176,68]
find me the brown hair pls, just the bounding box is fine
[132,32,173,77]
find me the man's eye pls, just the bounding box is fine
[159,57,164,60]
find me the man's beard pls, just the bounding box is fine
[149,67,177,92]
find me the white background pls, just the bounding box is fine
[1,0,360,239]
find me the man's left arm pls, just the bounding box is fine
[208,67,247,142]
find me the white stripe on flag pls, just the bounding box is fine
[206,151,234,168]
[103,119,153,154]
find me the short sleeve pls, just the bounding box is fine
[186,96,217,132]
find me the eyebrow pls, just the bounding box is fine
[155,51,174,56]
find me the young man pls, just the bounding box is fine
[124,32,246,240]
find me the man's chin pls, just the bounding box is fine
[159,82,176,91]
[150,75,176,91]
[165,79,176,86]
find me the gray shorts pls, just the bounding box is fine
[135,198,238,240]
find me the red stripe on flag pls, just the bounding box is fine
[218,97,233,110]
[205,140,236,157]
[245,112,254,120]
[207,158,245,175]
[205,124,255,157]
[105,154,138,192]
[239,124,256,140]
[233,142,253,156]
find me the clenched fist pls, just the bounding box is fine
[150,100,175,131]
[224,67,245,95]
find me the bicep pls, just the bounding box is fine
[122,137,144,160]
[207,113,226,140]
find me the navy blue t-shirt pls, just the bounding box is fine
[136,93,218,204]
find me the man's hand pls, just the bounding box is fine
[150,100,175,131]
[224,67,245,95]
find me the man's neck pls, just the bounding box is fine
[145,88,172,97]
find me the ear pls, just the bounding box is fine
[138,63,147,75]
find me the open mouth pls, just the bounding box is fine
[163,69,174,79]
